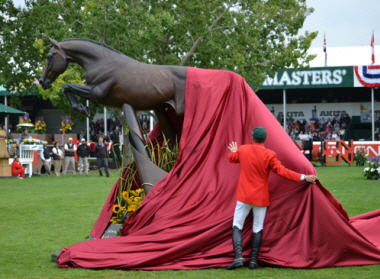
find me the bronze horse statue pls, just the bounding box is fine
[39,38,188,191]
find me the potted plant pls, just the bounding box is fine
[363,157,380,180]
[355,148,367,166]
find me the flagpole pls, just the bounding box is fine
[283,89,287,131]
[371,30,375,64]
[323,32,327,67]
[372,87,375,141]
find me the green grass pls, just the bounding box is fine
[0,165,379,279]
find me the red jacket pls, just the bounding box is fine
[228,143,301,206]
[11,160,25,176]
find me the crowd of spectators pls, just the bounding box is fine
[86,118,123,143]
[279,114,352,142]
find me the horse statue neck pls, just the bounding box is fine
[58,39,139,68]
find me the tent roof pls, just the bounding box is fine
[0,103,26,116]
[0,85,11,96]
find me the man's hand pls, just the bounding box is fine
[228,141,238,152]
[305,175,318,183]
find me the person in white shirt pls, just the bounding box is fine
[298,131,307,140]
[331,132,339,140]
[52,142,63,177]
[39,141,52,177]
[63,137,77,176]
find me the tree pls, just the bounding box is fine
[0,0,317,121]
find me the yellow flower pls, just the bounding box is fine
[122,191,129,200]
[136,188,145,194]
[120,206,127,214]
[128,204,137,212]
[113,204,121,213]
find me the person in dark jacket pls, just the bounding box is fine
[77,138,90,176]
[39,141,52,177]
[94,136,109,177]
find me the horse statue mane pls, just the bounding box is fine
[57,38,123,54]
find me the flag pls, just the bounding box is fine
[323,33,327,67]
[370,31,375,64]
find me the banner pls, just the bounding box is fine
[354,65,380,88]
[258,66,354,89]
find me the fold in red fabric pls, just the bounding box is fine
[57,67,380,269]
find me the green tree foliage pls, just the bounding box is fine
[0,0,317,119]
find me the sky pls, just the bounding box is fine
[300,0,379,48]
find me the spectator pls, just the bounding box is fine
[77,138,90,176]
[63,137,77,176]
[331,131,339,140]
[11,156,25,179]
[14,128,32,156]
[40,141,52,177]
[52,142,63,177]
[94,136,110,177]
[17,128,32,144]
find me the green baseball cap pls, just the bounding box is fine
[252,126,267,140]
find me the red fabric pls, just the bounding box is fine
[11,160,25,178]
[228,143,302,206]
[57,67,380,269]
[89,108,183,240]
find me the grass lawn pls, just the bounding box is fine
[0,164,379,279]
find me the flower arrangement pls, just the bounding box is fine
[34,117,47,134]
[364,157,380,180]
[16,115,34,133]
[355,148,367,166]
[21,138,43,145]
[109,188,145,225]
[108,136,179,227]
[60,116,74,133]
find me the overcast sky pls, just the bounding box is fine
[300,0,379,48]
[12,0,379,49]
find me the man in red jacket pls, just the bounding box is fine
[226,126,318,270]
[11,156,25,179]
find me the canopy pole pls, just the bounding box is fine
[86,100,90,142]
[104,106,107,136]
[371,87,375,141]
[283,89,287,131]
[150,110,154,132]
[4,96,8,132]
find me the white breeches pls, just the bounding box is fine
[232,201,267,233]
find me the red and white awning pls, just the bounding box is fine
[354,65,380,88]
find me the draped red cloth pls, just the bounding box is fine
[57,67,380,269]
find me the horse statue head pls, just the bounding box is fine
[39,38,71,90]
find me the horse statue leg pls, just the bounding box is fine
[123,104,168,193]
[63,84,94,116]
[154,107,177,147]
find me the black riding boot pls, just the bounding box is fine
[249,230,262,270]
[226,226,244,270]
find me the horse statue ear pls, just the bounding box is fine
[49,37,60,49]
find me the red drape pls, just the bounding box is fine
[57,67,380,269]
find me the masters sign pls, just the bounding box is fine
[259,66,354,89]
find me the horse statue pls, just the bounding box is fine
[39,38,188,192]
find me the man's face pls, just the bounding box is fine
[23,129,28,135]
